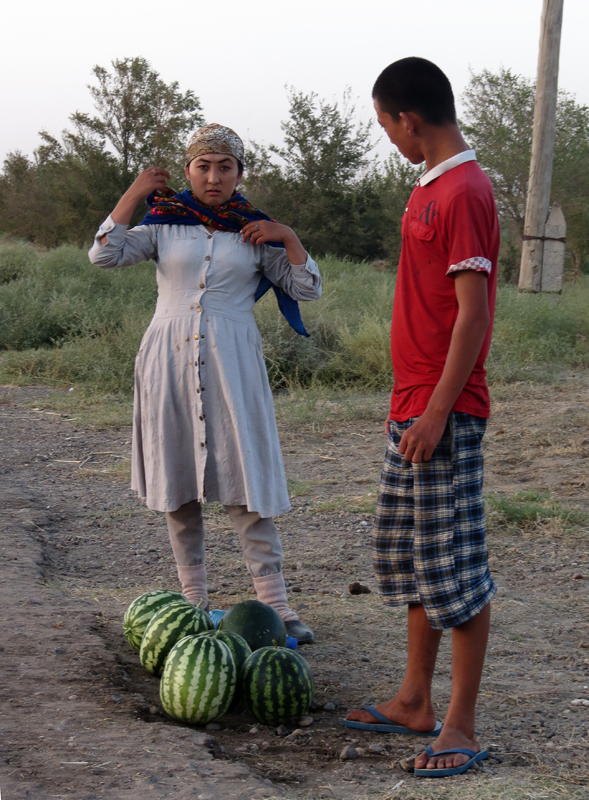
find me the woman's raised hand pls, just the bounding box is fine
[127,167,171,201]
[107,167,171,228]
[241,221,308,265]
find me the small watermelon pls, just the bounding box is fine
[160,635,237,724]
[240,645,314,725]
[123,590,188,650]
[220,600,287,650]
[197,630,252,673]
[140,601,214,676]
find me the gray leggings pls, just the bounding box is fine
[165,500,283,578]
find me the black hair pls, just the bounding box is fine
[372,57,456,126]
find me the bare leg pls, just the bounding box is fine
[415,601,491,771]
[346,603,442,732]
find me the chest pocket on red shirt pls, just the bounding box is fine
[409,218,436,241]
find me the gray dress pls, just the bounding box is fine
[88,216,321,516]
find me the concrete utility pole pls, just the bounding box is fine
[519,0,565,292]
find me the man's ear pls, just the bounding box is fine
[185,165,191,181]
[399,111,421,137]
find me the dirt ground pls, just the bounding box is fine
[1,373,589,800]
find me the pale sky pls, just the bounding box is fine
[3,0,587,166]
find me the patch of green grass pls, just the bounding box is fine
[15,388,134,429]
[274,387,389,426]
[2,240,589,402]
[485,489,589,531]
[311,492,376,514]
[287,479,314,497]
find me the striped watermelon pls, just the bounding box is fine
[140,601,214,676]
[197,630,252,673]
[240,645,314,725]
[160,634,237,724]
[123,590,188,650]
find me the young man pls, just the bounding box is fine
[345,57,499,777]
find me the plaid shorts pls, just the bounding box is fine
[373,412,496,630]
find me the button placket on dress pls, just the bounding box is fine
[193,229,213,500]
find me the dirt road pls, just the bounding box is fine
[1,375,589,799]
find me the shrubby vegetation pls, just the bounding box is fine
[2,59,588,275]
[1,243,587,397]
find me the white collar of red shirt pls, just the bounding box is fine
[417,149,477,187]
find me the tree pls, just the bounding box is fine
[245,89,374,259]
[0,58,205,246]
[243,88,420,263]
[461,67,589,277]
[72,57,205,188]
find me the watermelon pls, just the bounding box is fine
[197,630,252,673]
[220,600,287,650]
[240,645,314,725]
[160,634,237,724]
[123,590,188,650]
[140,601,214,676]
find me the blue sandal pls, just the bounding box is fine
[414,746,489,777]
[343,706,442,736]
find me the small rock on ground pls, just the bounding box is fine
[276,725,289,737]
[323,702,336,711]
[340,745,359,760]
[298,715,314,727]
[349,581,371,595]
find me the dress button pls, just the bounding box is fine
[201,360,205,365]
[201,334,205,339]
[200,442,205,448]
[194,334,199,340]
[199,415,203,421]
[197,387,200,392]
[199,283,205,289]
[197,305,202,312]
[205,255,211,261]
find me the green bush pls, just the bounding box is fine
[1,241,588,396]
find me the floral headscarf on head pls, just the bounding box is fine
[185,123,245,168]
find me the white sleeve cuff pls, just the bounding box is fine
[447,257,492,276]
[95,215,129,242]
[290,254,320,277]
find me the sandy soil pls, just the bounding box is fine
[1,373,589,800]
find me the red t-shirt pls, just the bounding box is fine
[390,156,499,421]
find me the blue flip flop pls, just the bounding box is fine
[414,746,489,777]
[343,706,443,736]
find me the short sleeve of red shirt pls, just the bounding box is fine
[445,190,494,278]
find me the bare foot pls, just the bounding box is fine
[414,725,480,771]
[345,696,437,733]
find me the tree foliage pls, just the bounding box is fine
[73,57,204,188]
[461,67,589,277]
[1,62,588,278]
[0,58,203,246]
[243,88,419,262]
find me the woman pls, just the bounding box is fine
[88,123,321,642]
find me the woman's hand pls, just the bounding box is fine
[240,221,307,265]
[126,167,171,203]
[240,220,293,246]
[107,167,171,229]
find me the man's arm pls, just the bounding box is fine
[398,270,490,463]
